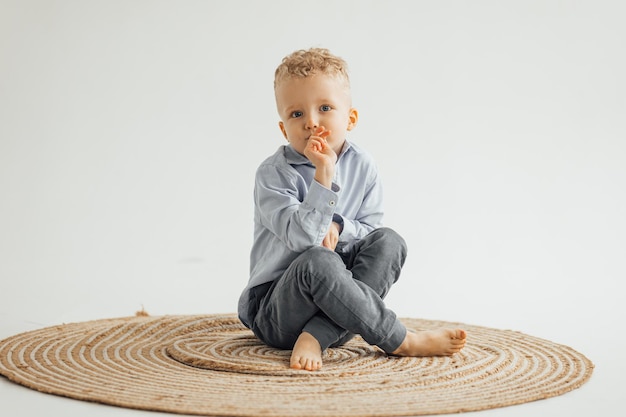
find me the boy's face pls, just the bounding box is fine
[275,74,358,157]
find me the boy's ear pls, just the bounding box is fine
[278,121,288,140]
[347,108,359,131]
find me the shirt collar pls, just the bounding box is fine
[283,140,353,165]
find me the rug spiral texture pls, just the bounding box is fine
[0,314,593,416]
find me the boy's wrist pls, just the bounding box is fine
[314,166,334,189]
[332,214,344,234]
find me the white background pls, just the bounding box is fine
[1,1,624,416]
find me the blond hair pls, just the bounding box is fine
[274,48,350,90]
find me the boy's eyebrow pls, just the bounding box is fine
[284,98,337,110]
[279,97,342,114]
[281,104,300,114]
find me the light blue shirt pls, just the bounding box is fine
[238,140,384,327]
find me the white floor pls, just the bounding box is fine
[1,1,624,416]
[3,269,623,417]
[1,302,623,417]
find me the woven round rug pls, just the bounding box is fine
[0,314,593,416]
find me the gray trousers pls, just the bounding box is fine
[249,227,408,353]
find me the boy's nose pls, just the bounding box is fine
[305,116,318,130]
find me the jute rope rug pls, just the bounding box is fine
[0,314,593,416]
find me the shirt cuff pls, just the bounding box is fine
[302,180,340,217]
[332,213,344,234]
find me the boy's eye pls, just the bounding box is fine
[290,111,303,118]
[320,105,332,112]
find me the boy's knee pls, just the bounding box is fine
[371,227,407,257]
[289,246,346,290]
[295,246,342,271]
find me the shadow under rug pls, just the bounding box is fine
[0,314,593,416]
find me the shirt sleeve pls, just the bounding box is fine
[255,164,339,252]
[338,175,383,244]
[334,156,384,251]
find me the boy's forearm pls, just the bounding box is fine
[314,165,335,189]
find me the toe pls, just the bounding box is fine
[290,357,303,369]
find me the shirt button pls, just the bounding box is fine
[329,200,336,206]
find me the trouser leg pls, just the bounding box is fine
[343,227,407,298]
[251,227,407,352]
[329,227,408,346]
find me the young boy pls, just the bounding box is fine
[237,48,466,371]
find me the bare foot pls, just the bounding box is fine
[391,328,467,357]
[290,332,323,371]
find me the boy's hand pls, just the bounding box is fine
[321,221,341,250]
[304,126,335,165]
[304,126,336,188]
